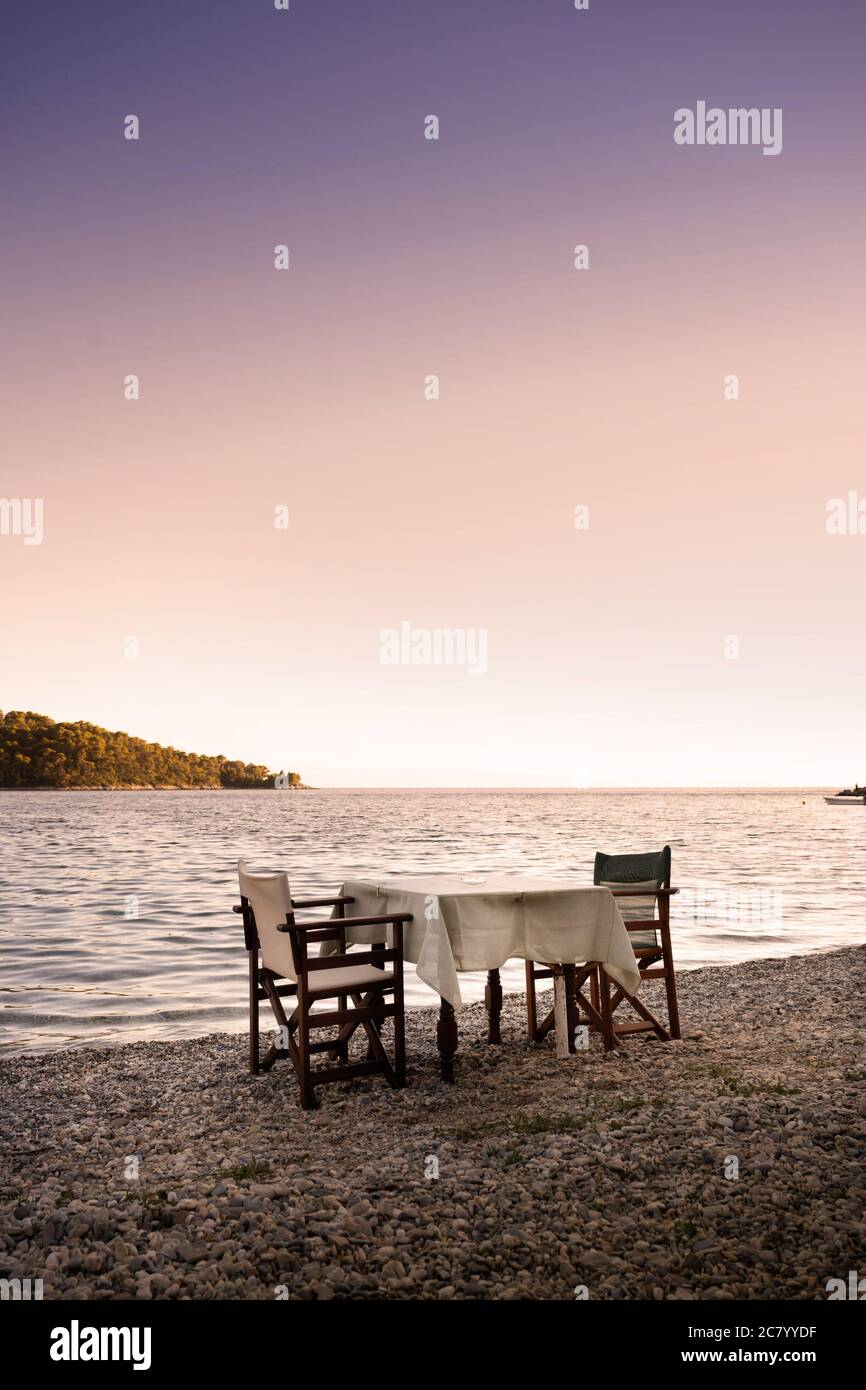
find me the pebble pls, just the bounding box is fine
[1,946,864,1300]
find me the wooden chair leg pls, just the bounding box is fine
[625,990,670,1041]
[296,985,317,1110]
[660,926,681,1039]
[260,973,300,1071]
[329,993,350,1061]
[573,964,607,1044]
[393,974,406,1088]
[248,949,259,1075]
[365,942,386,1058]
[525,961,538,1041]
[597,967,618,1050]
[350,990,398,1085]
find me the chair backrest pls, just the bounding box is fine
[237,861,296,980]
[593,846,671,943]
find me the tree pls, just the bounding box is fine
[0,711,298,789]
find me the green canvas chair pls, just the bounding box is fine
[593,845,681,1042]
[525,846,681,1048]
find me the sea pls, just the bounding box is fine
[1,788,863,1055]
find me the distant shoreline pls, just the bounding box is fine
[0,712,306,793]
[0,784,313,792]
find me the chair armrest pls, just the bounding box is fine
[291,895,356,909]
[282,924,344,941]
[606,887,679,898]
[340,912,413,927]
[278,912,412,934]
[233,897,358,919]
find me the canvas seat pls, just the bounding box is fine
[306,963,394,995]
[235,861,412,1109]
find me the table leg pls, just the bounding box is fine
[551,965,579,1057]
[437,999,458,1083]
[563,964,577,1055]
[485,968,503,1044]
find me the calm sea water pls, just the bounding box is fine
[1,789,863,1056]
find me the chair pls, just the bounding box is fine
[593,846,681,1043]
[235,861,412,1109]
[524,846,681,1048]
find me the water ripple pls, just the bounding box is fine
[1,789,864,1054]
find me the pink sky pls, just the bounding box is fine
[3,1,865,786]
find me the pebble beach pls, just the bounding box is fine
[1,946,864,1301]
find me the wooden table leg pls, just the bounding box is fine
[485,968,502,1043]
[437,999,458,1083]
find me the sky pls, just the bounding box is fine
[2,0,865,787]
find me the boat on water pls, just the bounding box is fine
[824,786,866,805]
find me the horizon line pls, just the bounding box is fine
[293,784,837,792]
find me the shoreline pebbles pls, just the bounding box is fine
[1,945,864,1300]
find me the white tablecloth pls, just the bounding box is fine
[331,874,641,1008]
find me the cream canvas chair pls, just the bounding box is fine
[236,861,411,1109]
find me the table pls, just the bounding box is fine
[333,874,641,1080]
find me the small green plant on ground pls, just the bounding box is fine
[512,1111,586,1135]
[443,1108,587,1141]
[222,1160,273,1181]
[708,1063,796,1098]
